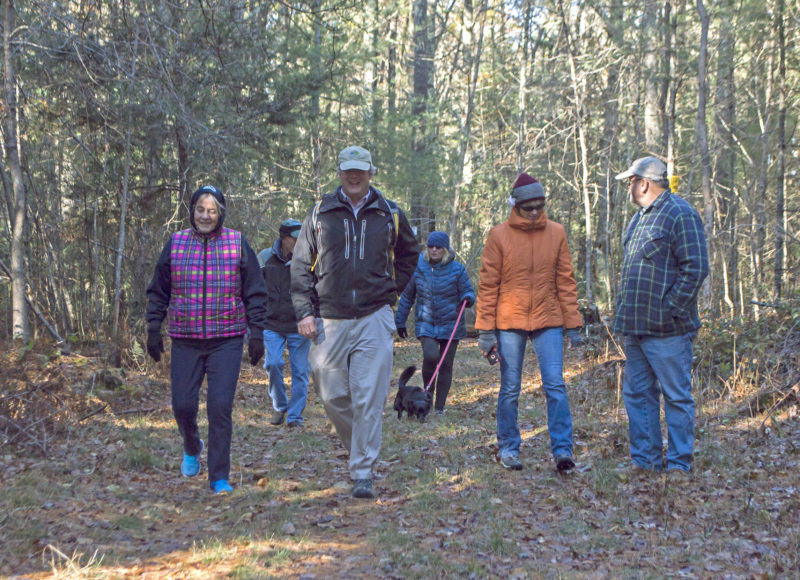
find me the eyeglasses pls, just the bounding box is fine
[628,177,644,186]
[427,245,445,250]
[518,202,545,212]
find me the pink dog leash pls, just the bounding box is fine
[425,299,468,392]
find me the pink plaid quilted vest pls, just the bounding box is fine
[168,228,247,339]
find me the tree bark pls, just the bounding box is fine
[450,0,487,249]
[713,5,737,315]
[695,0,713,310]
[774,0,786,299]
[643,0,662,154]
[113,23,139,339]
[3,0,30,342]
[560,0,593,304]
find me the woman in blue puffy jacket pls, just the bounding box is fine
[395,231,475,414]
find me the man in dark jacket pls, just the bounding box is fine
[260,219,312,428]
[291,145,419,499]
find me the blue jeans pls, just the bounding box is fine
[263,329,311,424]
[496,327,573,460]
[622,332,697,472]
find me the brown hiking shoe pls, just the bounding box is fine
[666,468,691,485]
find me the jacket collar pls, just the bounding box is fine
[322,186,388,214]
[508,208,547,231]
[423,247,454,267]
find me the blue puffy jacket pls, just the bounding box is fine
[395,249,475,340]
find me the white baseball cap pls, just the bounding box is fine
[615,156,668,182]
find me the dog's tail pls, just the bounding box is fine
[398,365,416,388]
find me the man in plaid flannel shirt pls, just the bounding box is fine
[613,157,708,480]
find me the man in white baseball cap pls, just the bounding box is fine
[612,155,708,482]
[337,145,377,173]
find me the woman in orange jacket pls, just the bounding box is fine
[476,173,583,472]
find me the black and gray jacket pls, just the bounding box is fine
[261,238,302,334]
[291,186,419,320]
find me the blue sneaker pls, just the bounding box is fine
[181,439,203,478]
[210,479,233,495]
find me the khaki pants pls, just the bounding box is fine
[309,305,395,480]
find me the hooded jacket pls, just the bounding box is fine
[261,238,320,334]
[291,186,419,320]
[395,249,475,340]
[146,186,269,339]
[475,209,581,332]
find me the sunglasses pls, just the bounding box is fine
[518,202,545,212]
[427,245,445,250]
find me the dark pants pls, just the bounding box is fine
[171,337,243,483]
[420,337,459,411]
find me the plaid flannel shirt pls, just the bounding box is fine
[613,190,708,336]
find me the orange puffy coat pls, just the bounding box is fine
[475,210,581,332]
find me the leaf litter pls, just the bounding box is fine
[0,335,798,578]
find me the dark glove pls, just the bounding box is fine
[566,328,584,348]
[478,330,497,354]
[248,334,265,366]
[396,327,408,339]
[147,331,164,362]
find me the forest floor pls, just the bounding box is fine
[1,327,799,579]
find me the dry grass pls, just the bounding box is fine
[1,319,798,578]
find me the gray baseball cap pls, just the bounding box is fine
[615,156,668,182]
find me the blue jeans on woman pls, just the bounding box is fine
[622,332,697,473]
[263,329,311,424]
[496,327,573,461]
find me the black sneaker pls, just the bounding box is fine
[500,455,523,471]
[269,410,285,426]
[351,479,375,498]
[286,421,301,428]
[556,455,575,472]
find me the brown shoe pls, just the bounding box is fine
[269,410,285,425]
[666,468,691,485]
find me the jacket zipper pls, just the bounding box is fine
[202,236,208,339]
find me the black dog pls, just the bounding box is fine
[393,365,432,422]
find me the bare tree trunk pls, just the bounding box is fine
[714,4,736,316]
[516,0,531,173]
[450,0,487,249]
[411,0,434,240]
[113,25,139,338]
[311,0,322,196]
[663,0,680,183]
[752,43,775,318]
[3,0,30,342]
[695,0,713,310]
[560,0,593,304]
[643,0,662,154]
[774,0,786,299]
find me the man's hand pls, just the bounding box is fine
[477,330,497,356]
[147,331,164,362]
[396,327,408,339]
[566,328,584,348]
[297,316,317,340]
[248,334,265,366]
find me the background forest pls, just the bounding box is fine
[1,0,798,351]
